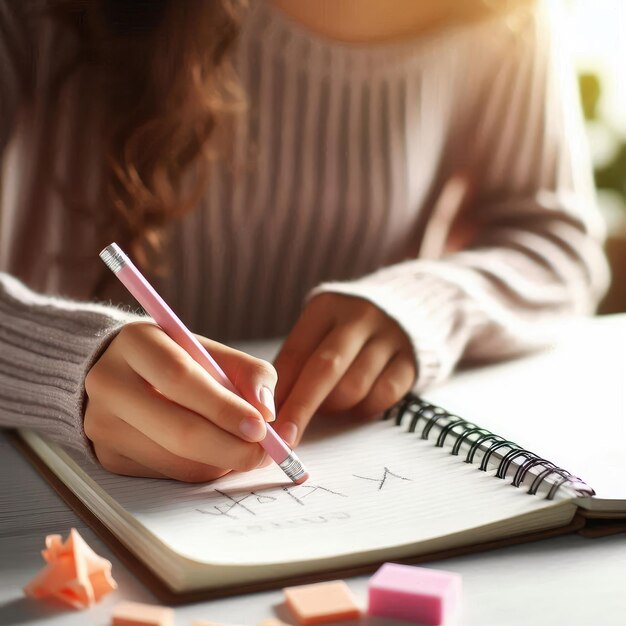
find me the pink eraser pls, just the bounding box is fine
[368,563,462,625]
[111,601,174,626]
[284,580,361,625]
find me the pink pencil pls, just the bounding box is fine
[100,243,309,484]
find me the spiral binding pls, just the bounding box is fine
[383,393,594,500]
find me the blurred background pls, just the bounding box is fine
[570,0,626,313]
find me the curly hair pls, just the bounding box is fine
[45,0,245,270]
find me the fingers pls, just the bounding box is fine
[275,325,366,446]
[117,324,268,442]
[272,293,418,447]
[100,372,263,470]
[353,352,416,417]
[196,336,278,423]
[93,452,166,479]
[273,303,334,409]
[84,321,277,481]
[88,414,235,482]
[84,354,264,471]
[319,336,396,413]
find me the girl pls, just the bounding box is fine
[0,0,608,481]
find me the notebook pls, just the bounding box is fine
[15,314,626,601]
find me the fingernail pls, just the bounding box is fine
[258,385,276,422]
[279,422,298,447]
[239,416,267,442]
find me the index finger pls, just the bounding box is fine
[276,326,366,446]
[273,305,333,409]
[121,323,267,441]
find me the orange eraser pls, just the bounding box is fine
[111,601,174,626]
[256,620,291,626]
[23,528,117,610]
[284,580,361,625]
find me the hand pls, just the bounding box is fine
[273,293,417,447]
[84,322,277,481]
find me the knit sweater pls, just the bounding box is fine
[0,0,610,456]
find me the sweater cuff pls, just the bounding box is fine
[0,274,144,460]
[308,261,478,392]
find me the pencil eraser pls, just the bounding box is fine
[368,563,462,625]
[284,580,361,625]
[111,601,174,626]
[294,471,310,485]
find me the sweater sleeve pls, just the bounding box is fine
[0,273,143,456]
[309,3,610,392]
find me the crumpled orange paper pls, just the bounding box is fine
[24,528,117,609]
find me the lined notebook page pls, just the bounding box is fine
[40,414,574,567]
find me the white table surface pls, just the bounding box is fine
[1,432,625,626]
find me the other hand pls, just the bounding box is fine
[273,293,416,447]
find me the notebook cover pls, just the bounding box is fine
[576,515,626,538]
[10,430,590,605]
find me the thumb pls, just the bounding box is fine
[196,337,278,423]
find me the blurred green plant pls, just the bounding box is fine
[579,71,626,204]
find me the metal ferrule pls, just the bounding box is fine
[279,453,306,482]
[99,243,128,274]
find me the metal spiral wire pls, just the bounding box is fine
[383,393,594,500]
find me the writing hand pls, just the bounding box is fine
[273,293,416,447]
[84,322,277,481]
